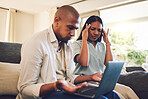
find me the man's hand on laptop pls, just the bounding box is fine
[91,72,103,82]
[56,79,87,93]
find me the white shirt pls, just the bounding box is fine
[72,40,106,75]
[17,25,78,99]
[55,44,67,80]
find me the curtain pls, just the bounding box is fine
[5,8,16,42]
[0,8,7,41]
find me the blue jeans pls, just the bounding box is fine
[43,90,120,99]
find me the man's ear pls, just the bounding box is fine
[54,17,61,27]
[54,17,61,22]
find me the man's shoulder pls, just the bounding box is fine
[27,29,48,41]
[33,29,49,39]
[23,28,49,47]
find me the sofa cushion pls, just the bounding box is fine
[118,71,148,99]
[0,42,22,63]
[0,62,20,95]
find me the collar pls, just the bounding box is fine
[48,25,71,47]
[48,25,58,43]
[87,41,101,46]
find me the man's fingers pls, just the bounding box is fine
[76,82,87,93]
[81,82,88,87]
[77,82,87,89]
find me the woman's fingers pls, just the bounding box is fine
[102,28,105,34]
[107,28,109,35]
[102,28,109,35]
[82,24,91,40]
[84,24,91,33]
[85,24,91,30]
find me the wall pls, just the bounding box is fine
[15,11,34,43]
[34,7,57,33]
[13,0,138,43]
[34,11,49,33]
[72,0,133,14]
[32,0,136,36]
[15,7,56,43]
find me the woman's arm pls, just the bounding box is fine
[102,28,113,66]
[105,43,113,66]
[76,24,91,67]
[76,39,89,67]
[74,72,103,84]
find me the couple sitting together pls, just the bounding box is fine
[16,5,139,99]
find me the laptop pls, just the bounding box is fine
[65,61,124,98]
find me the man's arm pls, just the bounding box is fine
[18,40,44,98]
[40,79,87,97]
[39,83,55,97]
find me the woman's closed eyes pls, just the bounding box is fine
[90,27,102,32]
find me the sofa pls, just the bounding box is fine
[0,41,148,99]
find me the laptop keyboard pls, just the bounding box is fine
[76,81,100,95]
[79,86,98,95]
[72,81,100,98]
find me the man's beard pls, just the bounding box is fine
[61,37,71,43]
[61,40,68,43]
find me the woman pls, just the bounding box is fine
[72,15,139,99]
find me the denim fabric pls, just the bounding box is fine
[43,90,120,99]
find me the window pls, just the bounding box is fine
[100,1,148,66]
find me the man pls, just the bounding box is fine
[17,5,120,99]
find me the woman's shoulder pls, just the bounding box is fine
[73,40,82,44]
[72,40,82,48]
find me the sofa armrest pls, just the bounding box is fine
[126,66,146,72]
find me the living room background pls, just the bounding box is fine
[0,0,148,67]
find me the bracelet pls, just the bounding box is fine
[53,82,60,91]
[106,42,111,46]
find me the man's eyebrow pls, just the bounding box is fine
[67,25,78,29]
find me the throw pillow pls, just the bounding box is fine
[0,62,20,95]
